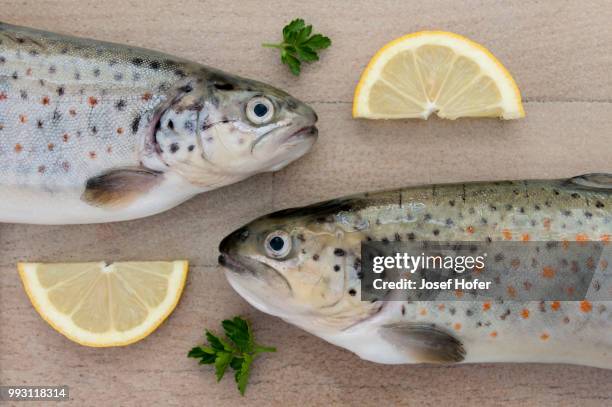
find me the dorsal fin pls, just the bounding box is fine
[568,173,612,190]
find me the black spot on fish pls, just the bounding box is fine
[571,193,580,198]
[448,200,455,207]
[424,213,432,221]
[179,84,194,93]
[37,119,43,129]
[595,201,605,208]
[489,204,497,211]
[348,289,356,296]
[494,253,504,262]
[584,211,593,218]
[433,229,440,236]
[12,71,18,80]
[93,68,100,77]
[534,204,541,210]
[500,309,511,320]
[407,232,415,241]
[174,69,186,78]
[188,145,195,152]
[214,82,235,91]
[113,72,123,81]
[395,233,402,241]
[505,204,513,210]
[131,115,141,133]
[0,56,5,64]
[74,72,81,80]
[446,218,454,226]
[466,309,473,316]
[28,49,39,56]
[149,60,160,70]
[562,210,571,216]
[486,236,492,243]
[553,189,560,195]
[57,86,65,96]
[334,248,345,256]
[449,307,456,315]
[52,109,62,122]
[169,143,179,153]
[312,254,319,261]
[401,305,406,315]
[334,265,340,272]
[468,207,475,214]
[115,99,127,111]
[91,126,97,134]
[184,121,194,131]
[20,90,28,99]
[131,57,144,66]
[60,47,69,54]
[48,65,56,74]
[167,119,174,130]
[382,238,390,244]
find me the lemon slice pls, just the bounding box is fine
[18,260,188,347]
[353,31,524,120]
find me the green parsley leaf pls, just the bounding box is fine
[188,316,276,396]
[263,18,331,75]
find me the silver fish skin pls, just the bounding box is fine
[219,174,612,369]
[0,23,317,224]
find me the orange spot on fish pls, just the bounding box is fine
[490,331,498,338]
[47,143,54,151]
[453,323,462,331]
[502,229,512,240]
[575,234,589,245]
[601,234,610,245]
[551,301,561,311]
[88,96,98,107]
[41,96,50,105]
[601,259,609,270]
[142,92,152,101]
[543,218,551,230]
[63,133,69,142]
[482,302,491,311]
[540,333,549,341]
[14,143,23,153]
[455,290,463,298]
[437,304,445,311]
[89,151,97,159]
[521,309,530,319]
[521,234,530,242]
[466,226,475,234]
[37,165,45,173]
[117,127,124,135]
[580,300,592,313]
[69,108,77,116]
[19,114,27,123]
[586,257,595,271]
[511,258,520,269]
[542,266,555,279]
[419,308,427,316]
[0,92,7,101]
[507,286,517,298]
[562,239,569,250]
[566,286,575,296]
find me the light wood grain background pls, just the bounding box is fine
[1,1,611,405]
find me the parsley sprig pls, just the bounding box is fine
[188,316,276,396]
[263,18,331,75]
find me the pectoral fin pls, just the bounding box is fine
[82,168,162,208]
[379,322,465,363]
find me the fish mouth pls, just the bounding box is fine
[285,125,318,143]
[219,252,293,294]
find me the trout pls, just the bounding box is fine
[0,23,317,224]
[219,174,612,369]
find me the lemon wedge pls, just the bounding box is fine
[353,31,524,120]
[18,260,188,347]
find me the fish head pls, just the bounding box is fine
[152,71,318,188]
[219,200,381,333]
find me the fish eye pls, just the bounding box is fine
[264,231,291,259]
[246,96,274,125]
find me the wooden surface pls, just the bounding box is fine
[1,1,612,405]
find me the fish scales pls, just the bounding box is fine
[0,23,317,224]
[219,175,612,368]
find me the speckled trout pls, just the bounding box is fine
[0,23,317,224]
[219,174,612,369]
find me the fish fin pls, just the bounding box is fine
[82,168,162,208]
[568,173,612,190]
[379,322,465,363]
